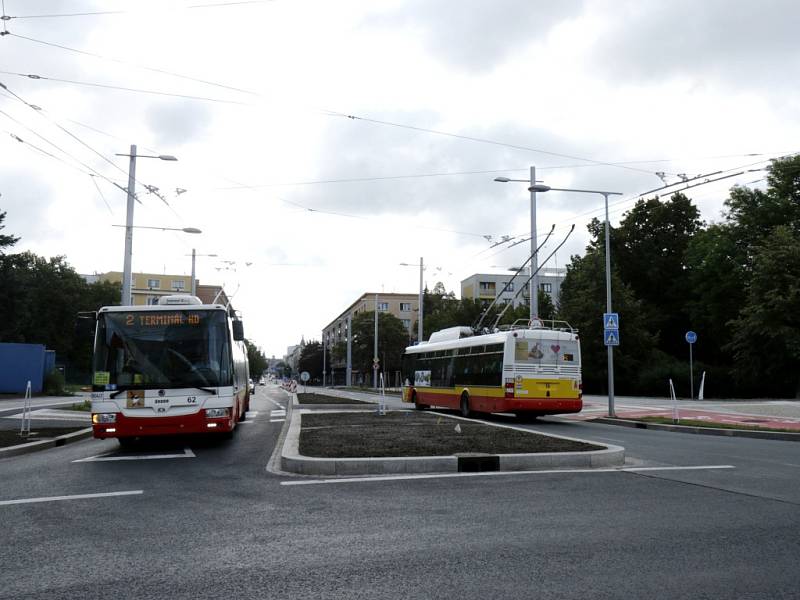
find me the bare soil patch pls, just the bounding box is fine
[299,411,602,458]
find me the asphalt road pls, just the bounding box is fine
[1,385,799,599]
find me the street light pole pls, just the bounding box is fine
[602,192,616,417]
[346,315,352,387]
[418,257,424,343]
[116,146,178,306]
[374,294,379,389]
[190,249,217,296]
[121,144,137,306]
[494,167,539,320]
[518,183,623,418]
[529,166,538,320]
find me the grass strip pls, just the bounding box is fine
[639,416,800,433]
[299,411,602,458]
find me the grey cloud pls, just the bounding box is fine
[590,0,800,88]
[284,112,659,241]
[146,100,211,147]
[365,0,585,72]
[0,168,56,245]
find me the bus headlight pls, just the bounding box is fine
[92,413,117,424]
[205,408,230,418]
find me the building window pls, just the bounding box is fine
[146,296,159,305]
[402,319,411,329]
[171,280,185,290]
[377,302,389,311]
[147,278,160,289]
[540,283,553,293]
[502,282,514,292]
[400,303,412,312]
[479,281,494,291]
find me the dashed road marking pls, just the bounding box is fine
[0,490,143,506]
[270,419,285,423]
[73,447,195,463]
[281,465,735,486]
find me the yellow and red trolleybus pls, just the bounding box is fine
[89,295,250,446]
[401,321,582,418]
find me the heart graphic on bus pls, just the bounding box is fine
[551,344,561,354]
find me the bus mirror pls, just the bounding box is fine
[232,320,244,341]
[75,312,97,338]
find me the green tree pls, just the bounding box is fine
[244,339,268,378]
[558,244,656,395]
[611,193,704,356]
[0,210,19,253]
[728,226,800,397]
[297,340,324,382]
[350,311,409,381]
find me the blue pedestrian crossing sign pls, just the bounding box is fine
[685,331,697,344]
[604,329,620,346]
[603,312,619,330]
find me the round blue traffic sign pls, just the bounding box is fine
[685,331,697,344]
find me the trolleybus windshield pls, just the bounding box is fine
[92,310,233,390]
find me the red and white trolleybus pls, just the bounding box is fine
[89,295,250,446]
[401,320,582,419]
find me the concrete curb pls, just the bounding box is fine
[0,427,93,459]
[280,409,624,476]
[593,417,800,442]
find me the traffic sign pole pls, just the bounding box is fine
[685,331,697,400]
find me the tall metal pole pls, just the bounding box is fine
[374,294,379,389]
[191,248,197,296]
[529,166,538,320]
[322,334,326,388]
[603,192,616,418]
[121,144,137,306]
[345,315,352,387]
[418,257,424,343]
[689,343,694,400]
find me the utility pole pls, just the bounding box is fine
[322,334,326,388]
[121,144,137,305]
[373,294,379,389]
[529,166,538,320]
[418,257,424,343]
[345,315,352,387]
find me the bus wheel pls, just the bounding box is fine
[413,391,429,410]
[460,392,471,418]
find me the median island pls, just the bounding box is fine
[298,411,603,458]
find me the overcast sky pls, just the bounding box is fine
[1,0,798,358]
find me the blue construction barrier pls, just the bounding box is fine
[0,343,52,394]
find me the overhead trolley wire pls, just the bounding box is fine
[6,1,273,20]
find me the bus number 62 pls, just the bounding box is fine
[187,396,197,404]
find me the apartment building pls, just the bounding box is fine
[460,267,566,309]
[89,271,230,308]
[322,292,419,351]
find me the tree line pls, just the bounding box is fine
[0,212,266,385]
[303,156,800,398]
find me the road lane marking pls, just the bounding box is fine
[270,419,285,423]
[73,447,195,463]
[266,399,285,409]
[0,490,143,506]
[281,465,736,485]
